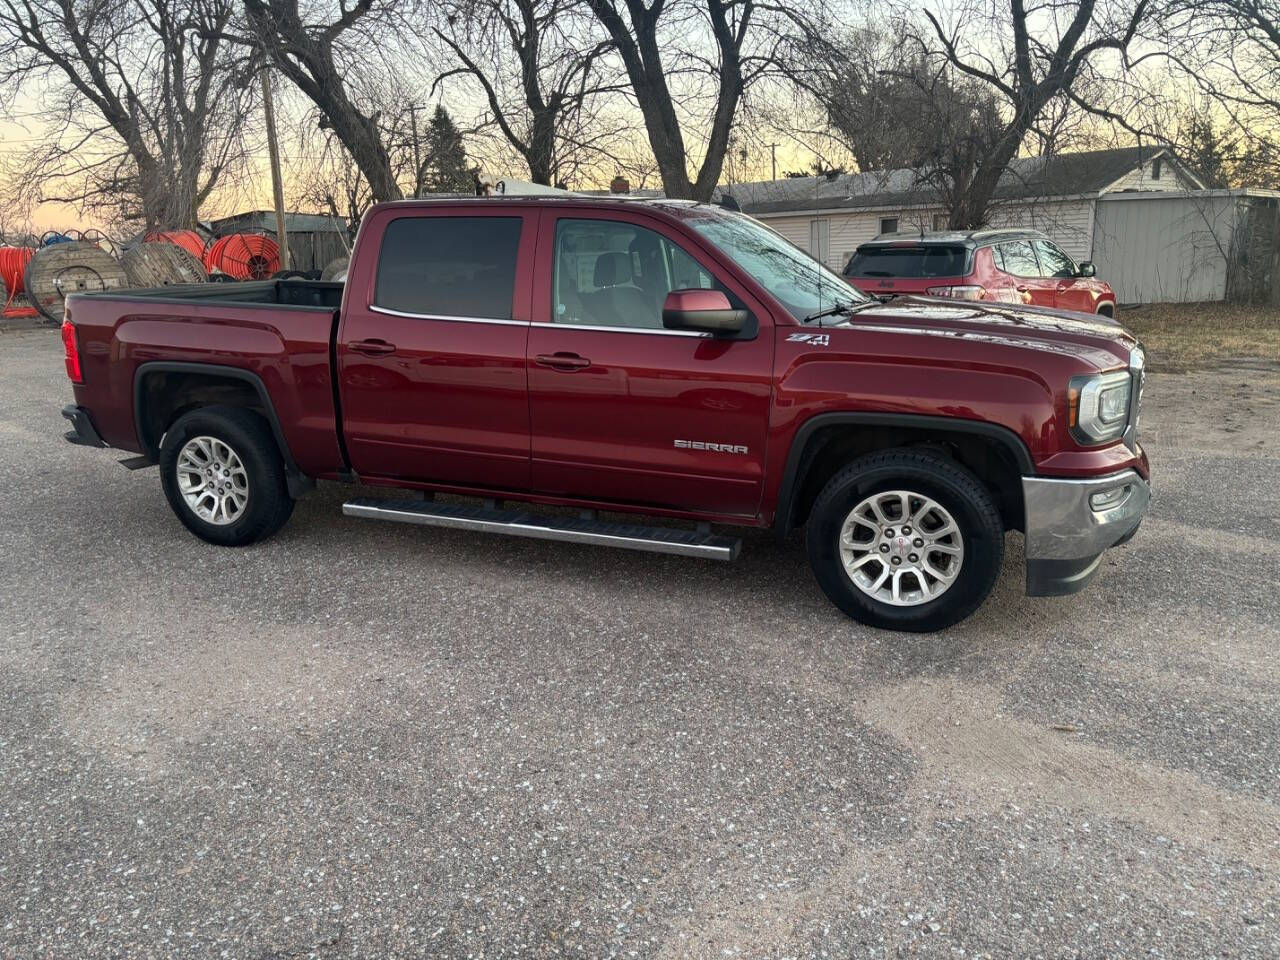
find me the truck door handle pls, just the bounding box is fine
[351,338,396,356]
[535,352,591,371]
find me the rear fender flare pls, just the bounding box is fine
[133,361,312,496]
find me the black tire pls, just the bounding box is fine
[159,405,295,546]
[1097,303,1114,318]
[805,449,1004,632]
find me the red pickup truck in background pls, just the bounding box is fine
[60,197,1149,631]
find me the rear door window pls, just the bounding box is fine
[1033,240,1077,278]
[375,216,523,318]
[996,240,1040,277]
[843,246,968,278]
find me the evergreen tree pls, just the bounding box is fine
[420,106,475,194]
[1179,109,1237,189]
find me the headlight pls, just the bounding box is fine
[1069,370,1131,444]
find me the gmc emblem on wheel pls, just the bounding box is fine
[674,439,749,454]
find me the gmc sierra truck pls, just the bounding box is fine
[60,197,1149,631]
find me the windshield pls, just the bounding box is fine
[844,245,969,279]
[686,210,868,320]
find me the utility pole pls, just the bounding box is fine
[261,63,289,270]
[409,104,422,198]
[770,143,778,181]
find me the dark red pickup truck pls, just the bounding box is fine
[60,197,1149,631]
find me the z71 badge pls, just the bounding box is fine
[787,333,830,346]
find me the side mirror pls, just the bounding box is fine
[662,289,748,334]
[1077,261,1097,278]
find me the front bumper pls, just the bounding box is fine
[62,404,106,448]
[1022,469,1149,596]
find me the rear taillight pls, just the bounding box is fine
[61,319,83,383]
[926,284,987,300]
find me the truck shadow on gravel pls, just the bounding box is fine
[279,481,1053,679]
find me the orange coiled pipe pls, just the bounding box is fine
[145,229,207,261]
[203,234,280,280]
[0,247,37,317]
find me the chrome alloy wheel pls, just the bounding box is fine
[176,436,249,525]
[838,490,965,606]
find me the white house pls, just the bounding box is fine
[714,147,1280,303]
[717,146,1204,274]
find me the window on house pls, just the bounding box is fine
[879,216,899,235]
[1152,157,1162,181]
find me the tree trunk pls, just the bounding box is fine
[528,109,556,185]
[245,0,404,203]
[948,127,1027,228]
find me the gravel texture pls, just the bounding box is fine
[1,328,1277,958]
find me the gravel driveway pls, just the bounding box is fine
[1,328,1277,958]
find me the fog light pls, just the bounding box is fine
[1090,485,1129,511]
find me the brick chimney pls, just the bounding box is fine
[609,175,630,195]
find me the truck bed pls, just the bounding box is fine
[79,278,345,311]
[64,279,346,476]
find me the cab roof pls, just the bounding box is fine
[365,195,733,224]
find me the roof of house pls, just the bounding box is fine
[206,210,346,233]
[714,146,1192,217]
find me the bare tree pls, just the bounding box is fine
[582,0,781,200]
[431,0,624,185]
[918,0,1154,227]
[242,0,410,202]
[0,0,255,229]
[1156,0,1280,185]
[781,23,1008,177]
[803,0,1152,228]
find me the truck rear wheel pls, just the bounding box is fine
[805,450,1003,632]
[159,405,295,546]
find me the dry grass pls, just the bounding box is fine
[1120,302,1280,372]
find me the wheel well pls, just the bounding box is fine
[1097,302,1114,317]
[136,371,269,458]
[785,425,1026,534]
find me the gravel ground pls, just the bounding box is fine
[1,327,1277,959]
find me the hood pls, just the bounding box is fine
[831,296,1135,370]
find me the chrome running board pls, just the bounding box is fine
[342,497,741,561]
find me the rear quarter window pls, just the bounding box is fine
[844,246,969,278]
[375,216,523,318]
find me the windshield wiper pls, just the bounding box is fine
[801,299,877,325]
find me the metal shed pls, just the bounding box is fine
[205,211,350,274]
[1092,190,1280,304]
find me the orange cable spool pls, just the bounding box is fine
[203,233,280,280]
[145,229,207,261]
[0,247,37,318]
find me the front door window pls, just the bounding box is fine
[553,218,718,330]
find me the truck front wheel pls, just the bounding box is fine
[805,450,1004,632]
[159,405,295,546]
